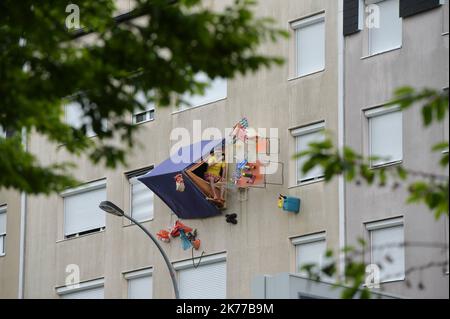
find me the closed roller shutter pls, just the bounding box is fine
[128,275,153,299]
[63,185,106,236]
[178,261,226,299]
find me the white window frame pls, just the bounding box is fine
[365,0,403,56]
[0,126,6,138]
[133,108,155,125]
[0,205,6,256]
[127,168,154,223]
[124,267,153,299]
[445,215,449,275]
[61,179,107,239]
[291,12,326,78]
[291,121,326,185]
[365,105,403,168]
[56,278,104,298]
[133,91,156,124]
[443,0,449,35]
[366,217,405,283]
[291,232,329,278]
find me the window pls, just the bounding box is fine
[292,232,327,277]
[125,268,153,299]
[367,0,402,55]
[127,168,154,222]
[133,109,155,124]
[181,73,227,109]
[366,106,403,167]
[445,215,449,274]
[292,13,325,77]
[175,253,226,299]
[366,217,405,282]
[65,102,106,137]
[0,126,14,138]
[292,122,325,184]
[444,88,449,152]
[57,278,104,299]
[133,91,155,124]
[0,205,6,256]
[61,180,106,238]
[443,0,449,34]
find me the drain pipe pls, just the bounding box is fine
[337,0,347,281]
[18,128,27,299]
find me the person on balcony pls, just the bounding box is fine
[204,148,226,203]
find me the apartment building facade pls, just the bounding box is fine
[0,0,448,299]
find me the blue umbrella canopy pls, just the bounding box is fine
[138,140,224,219]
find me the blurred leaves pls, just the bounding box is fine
[388,87,449,127]
[0,0,287,193]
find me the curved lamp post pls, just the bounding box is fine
[99,200,180,299]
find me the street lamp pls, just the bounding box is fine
[99,200,180,299]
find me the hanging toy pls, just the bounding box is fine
[170,220,193,238]
[230,118,249,143]
[237,159,248,171]
[191,239,201,250]
[225,213,238,225]
[179,229,193,251]
[239,117,249,129]
[174,173,185,192]
[186,230,201,250]
[244,164,256,171]
[242,172,253,178]
[278,194,287,208]
[156,229,171,243]
[186,229,197,241]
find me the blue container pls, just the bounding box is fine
[283,197,301,214]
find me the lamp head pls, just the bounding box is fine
[99,201,124,217]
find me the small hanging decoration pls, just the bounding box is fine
[179,229,193,250]
[278,194,301,214]
[225,213,238,225]
[170,220,193,237]
[159,220,202,251]
[156,229,171,242]
[230,117,249,143]
[191,239,201,250]
[233,159,263,188]
[174,173,185,192]
[278,194,287,208]
[187,229,201,251]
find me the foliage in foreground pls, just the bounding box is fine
[0,0,287,194]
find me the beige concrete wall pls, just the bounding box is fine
[7,0,341,299]
[344,3,449,298]
[0,189,21,299]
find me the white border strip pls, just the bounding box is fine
[291,121,325,137]
[364,104,401,118]
[123,267,153,280]
[60,179,107,197]
[365,216,404,231]
[56,278,104,295]
[291,231,326,246]
[173,252,226,271]
[291,12,325,29]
